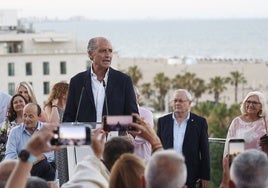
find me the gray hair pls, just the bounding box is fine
[173,89,192,102]
[145,150,187,188]
[240,91,267,117]
[87,37,111,53]
[230,149,268,188]
[87,38,97,53]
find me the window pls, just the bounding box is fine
[43,82,50,94]
[8,63,15,76]
[60,61,67,74]
[26,62,32,75]
[43,62,50,75]
[8,82,15,95]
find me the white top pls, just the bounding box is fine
[0,92,11,124]
[61,155,109,188]
[134,106,154,162]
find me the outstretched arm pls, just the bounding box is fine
[5,124,59,188]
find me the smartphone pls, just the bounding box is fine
[103,115,136,132]
[228,138,245,166]
[51,124,91,146]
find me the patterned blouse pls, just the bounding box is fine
[223,116,267,156]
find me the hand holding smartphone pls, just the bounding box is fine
[50,123,91,146]
[228,138,245,166]
[103,115,136,132]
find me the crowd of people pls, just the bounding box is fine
[0,36,268,188]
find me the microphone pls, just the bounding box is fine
[75,86,85,123]
[103,80,109,116]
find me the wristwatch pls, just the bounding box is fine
[18,149,36,163]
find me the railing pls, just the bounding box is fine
[208,138,226,188]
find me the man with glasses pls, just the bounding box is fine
[157,89,210,188]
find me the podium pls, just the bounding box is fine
[55,122,99,186]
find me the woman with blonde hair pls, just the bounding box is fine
[16,81,46,122]
[45,81,69,123]
[16,81,37,104]
[109,153,145,188]
[223,91,268,156]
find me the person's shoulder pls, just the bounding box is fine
[71,70,89,80]
[9,125,23,135]
[159,113,172,120]
[190,112,206,121]
[139,106,153,115]
[0,92,11,100]
[109,68,130,79]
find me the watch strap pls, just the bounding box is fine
[18,149,36,163]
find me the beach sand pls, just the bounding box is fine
[113,57,268,106]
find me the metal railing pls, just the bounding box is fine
[208,137,226,188]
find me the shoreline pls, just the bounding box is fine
[114,56,268,106]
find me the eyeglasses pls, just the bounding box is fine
[173,99,189,103]
[245,100,261,105]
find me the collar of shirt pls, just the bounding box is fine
[23,121,42,135]
[90,65,109,84]
[172,112,190,125]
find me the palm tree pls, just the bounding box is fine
[172,72,197,92]
[227,71,247,103]
[192,78,206,104]
[127,65,143,85]
[140,83,152,105]
[153,72,170,111]
[208,76,228,104]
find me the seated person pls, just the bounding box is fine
[4,103,56,181]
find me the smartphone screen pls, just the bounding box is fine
[103,115,136,132]
[228,138,245,166]
[51,124,91,146]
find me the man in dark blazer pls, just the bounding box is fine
[63,37,138,123]
[157,89,210,188]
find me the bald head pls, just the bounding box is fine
[23,103,41,130]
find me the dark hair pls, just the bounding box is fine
[103,137,134,171]
[36,103,41,116]
[26,103,41,117]
[6,94,28,122]
[26,176,49,188]
[260,134,268,146]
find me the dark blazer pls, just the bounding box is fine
[157,112,210,187]
[63,67,139,122]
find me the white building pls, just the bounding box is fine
[0,11,119,107]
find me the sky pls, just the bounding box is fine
[1,0,268,20]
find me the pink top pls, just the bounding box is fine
[223,116,267,156]
[134,106,154,162]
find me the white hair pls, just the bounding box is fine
[230,149,268,188]
[240,91,267,117]
[173,89,192,101]
[145,150,187,188]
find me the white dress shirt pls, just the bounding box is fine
[91,67,109,123]
[172,112,190,153]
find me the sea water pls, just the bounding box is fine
[32,19,268,59]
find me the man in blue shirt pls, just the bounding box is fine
[5,103,55,181]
